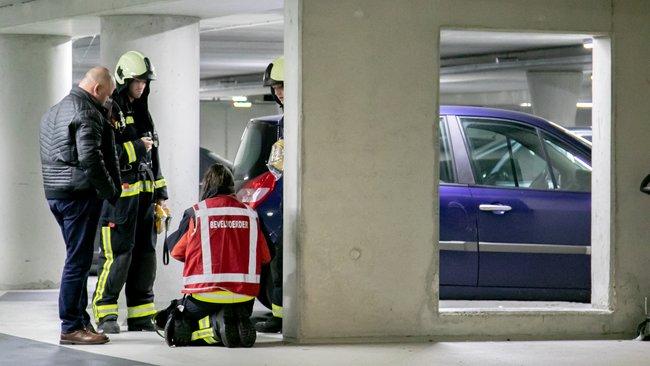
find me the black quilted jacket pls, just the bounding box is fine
[40,86,121,201]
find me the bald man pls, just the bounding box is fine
[40,67,122,345]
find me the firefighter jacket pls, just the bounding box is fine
[168,195,271,297]
[110,82,168,200]
[40,86,121,201]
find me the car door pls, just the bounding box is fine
[459,117,591,290]
[439,117,478,287]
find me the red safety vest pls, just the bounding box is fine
[171,195,270,297]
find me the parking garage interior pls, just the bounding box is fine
[0,0,649,365]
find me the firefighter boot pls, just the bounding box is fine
[213,308,240,348]
[255,316,282,333]
[128,315,156,331]
[97,315,121,334]
[236,305,256,348]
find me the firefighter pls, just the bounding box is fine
[255,56,285,333]
[92,50,169,333]
[159,164,271,347]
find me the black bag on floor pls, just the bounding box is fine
[154,297,192,347]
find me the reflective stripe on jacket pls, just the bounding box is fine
[170,195,271,297]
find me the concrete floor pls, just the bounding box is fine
[0,287,648,366]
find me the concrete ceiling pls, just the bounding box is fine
[440,30,592,57]
[1,0,594,104]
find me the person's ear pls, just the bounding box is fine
[92,82,102,97]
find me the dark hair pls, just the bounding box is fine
[200,163,235,200]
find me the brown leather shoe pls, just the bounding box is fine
[60,329,109,345]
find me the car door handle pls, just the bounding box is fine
[479,204,512,214]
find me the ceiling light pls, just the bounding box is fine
[576,102,592,108]
[519,102,532,107]
[233,101,252,108]
[232,96,248,102]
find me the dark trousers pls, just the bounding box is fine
[93,191,156,321]
[48,198,102,333]
[269,235,283,318]
[183,296,254,325]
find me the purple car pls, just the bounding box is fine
[234,106,592,304]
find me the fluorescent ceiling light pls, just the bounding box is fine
[232,96,248,102]
[233,101,252,108]
[519,102,532,107]
[576,102,593,108]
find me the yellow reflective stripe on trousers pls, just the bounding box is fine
[123,141,137,163]
[191,328,217,344]
[198,316,211,329]
[154,178,166,189]
[272,303,283,318]
[127,303,156,319]
[191,291,254,304]
[94,304,118,318]
[93,227,115,321]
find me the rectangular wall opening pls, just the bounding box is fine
[436,29,612,314]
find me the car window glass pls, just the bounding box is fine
[542,133,591,192]
[461,118,553,189]
[233,121,278,183]
[439,118,455,183]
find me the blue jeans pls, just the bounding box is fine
[48,198,102,333]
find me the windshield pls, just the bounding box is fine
[233,120,279,186]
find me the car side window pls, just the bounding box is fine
[439,118,455,183]
[461,118,553,189]
[542,133,591,192]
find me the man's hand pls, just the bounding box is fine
[141,136,153,151]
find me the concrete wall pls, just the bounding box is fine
[284,0,650,342]
[200,100,280,161]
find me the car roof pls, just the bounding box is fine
[441,105,561,131]
[256,107,566,131]
[250,106,590,154]
[251,114,283,124]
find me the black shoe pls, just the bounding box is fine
[254,316,282,333]
[128,315,156,331]
[154,299,179,331]
[153,310,170,331]
[235,306,256,347]
[97,316,120,334]
[214,308,240,348]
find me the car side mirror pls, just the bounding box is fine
[641,174,650,195]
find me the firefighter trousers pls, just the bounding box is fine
[92,190,157,322]
[184,296,254,346]
[269,234,283,319]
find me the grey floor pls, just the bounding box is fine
[0,286,648,366]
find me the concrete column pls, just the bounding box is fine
[284,0,437,341]
[526,71,582,126]
[0,35,71,289]
[100,15,200,305]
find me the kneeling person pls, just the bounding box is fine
[162,164,270,347]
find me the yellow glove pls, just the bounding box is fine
[154,203,171,234]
